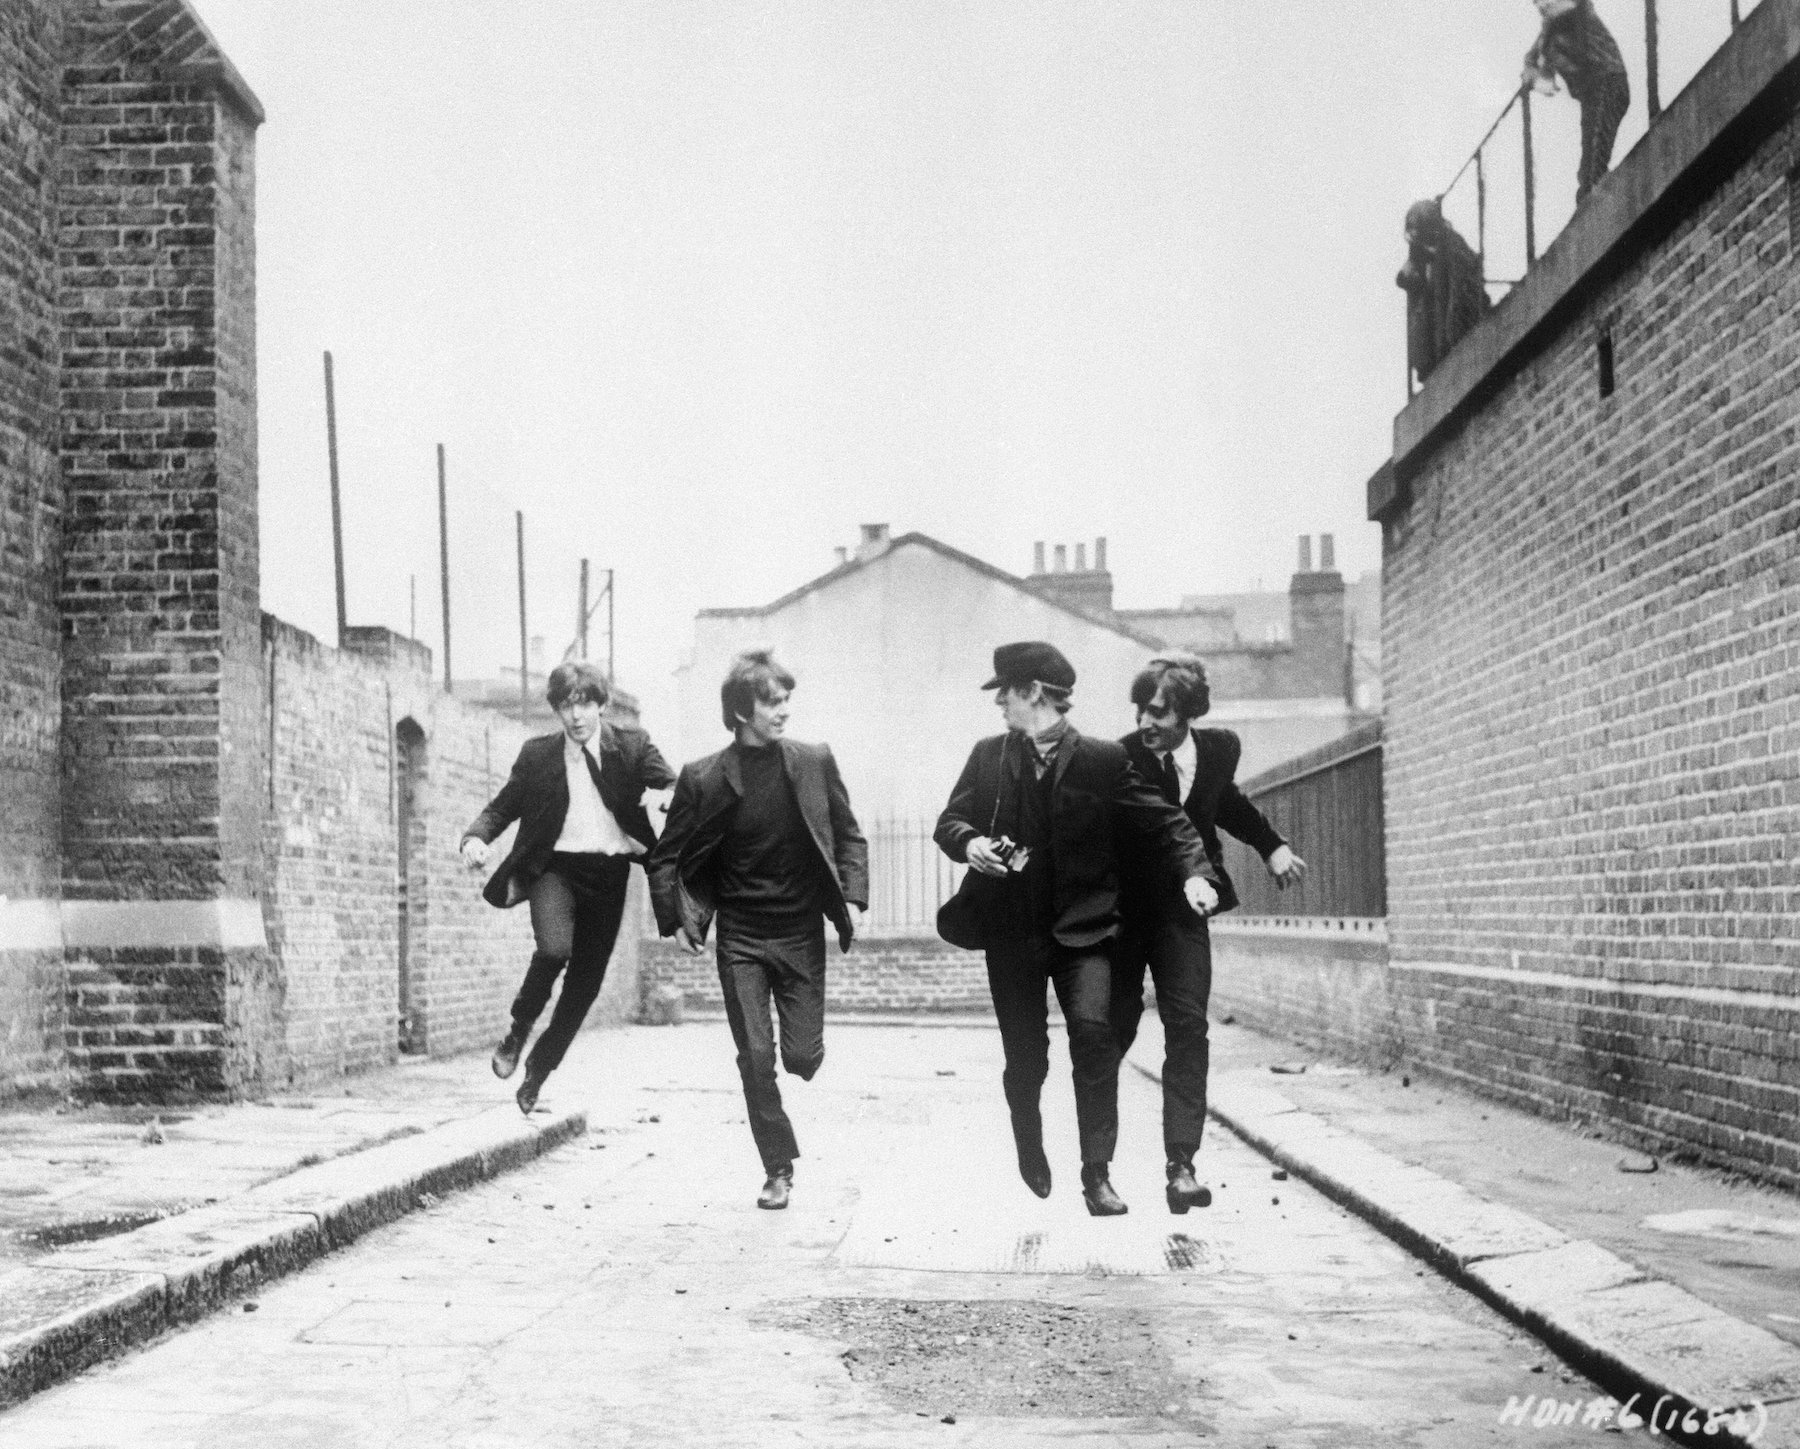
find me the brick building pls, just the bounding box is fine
[0,1,627,1102]
[1356,3,1800,1184]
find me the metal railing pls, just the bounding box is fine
[864,817,966,934]
[1430,0,1757,317]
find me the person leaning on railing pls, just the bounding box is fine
[1396,198,1490,386]
[1524,0,1631,202]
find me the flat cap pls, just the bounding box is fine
[982,641,1076,692]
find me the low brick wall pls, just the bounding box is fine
[639,926,989,1015]
[1209,918,1397,1065]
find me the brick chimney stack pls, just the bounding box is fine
[1026,537,1115,619]
[1297,535,1314,573]
[1289,532,1345,696]
[855,523,892,562]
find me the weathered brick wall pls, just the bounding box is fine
[262,618,644,1083]
[56,18,260,902]
[640,932,990,1015]
[1381,105,1800,1183]
[0,0,67,1092]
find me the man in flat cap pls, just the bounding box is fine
[934,642,1218,1216]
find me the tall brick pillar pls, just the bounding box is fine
[56,1,273,1099]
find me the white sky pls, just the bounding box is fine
[193,0,1749,730]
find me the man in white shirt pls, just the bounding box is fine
[1116,653,1305,1212]
[462,662,675,1113]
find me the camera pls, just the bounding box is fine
[990,835,1032,872]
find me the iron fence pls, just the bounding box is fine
[1220,721,1385,920]
[864,816,966,934]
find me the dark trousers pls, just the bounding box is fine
[513,853,633,1075]
[716,917,827,1173]
[1110,909,1212,1160]
[1577,78,1629,201]
[984,934,1119,1166]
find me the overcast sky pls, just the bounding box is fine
[193,0,1746,729]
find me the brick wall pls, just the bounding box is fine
[640,931,990,1015]
[0,0,66,1092]
[1377,45,1800,1183]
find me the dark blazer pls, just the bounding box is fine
[463,722,677,909]
[934,727,1215,951]
[1119,727,1286,917]
[646,739,869,952]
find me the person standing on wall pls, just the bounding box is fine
[1114,652,1306,1214]
[647,648,868,1211]
[933,642,1218,1218]
[1523,0,1631,203]
[461,661,676,1115]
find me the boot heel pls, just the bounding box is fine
[1166,1186,1191,1215]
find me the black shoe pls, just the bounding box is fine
[1165,1158,1213,1214]
[491,1027,527,1080]
[1016,1142,1053,1199]
[1080,1163,1128,1217]
[515,1063,546,1116]
[757,1165,793,1210]
[1010,1111,1052,1199]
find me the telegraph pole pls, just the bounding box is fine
[516,511,529,726]
[323,352,347,646]
[437,444,452,693]
[578,558,590,661]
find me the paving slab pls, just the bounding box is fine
[1155,1018,1800,1448]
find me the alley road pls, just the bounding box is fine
[4,1022,1606,1447]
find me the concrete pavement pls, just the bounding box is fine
[3,1018,1620,1446]
[0,1010,1795,1445]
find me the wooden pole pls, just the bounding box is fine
[436,444,452,693]
[1521,87,1538,266]
[607,568,615,683]
[578,558,589,660]
[1645,0,1662,118]
[323,351,347,646]
[516,511,529,726]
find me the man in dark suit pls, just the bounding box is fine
[647,648,868,1210]
[461,661,675,1115]
[1114,652,1305,1212]
[934,642,1217,1217]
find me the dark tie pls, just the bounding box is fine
[1160,752,1182,805]
[582,747,606,805]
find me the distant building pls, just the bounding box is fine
[671,525,1368,821]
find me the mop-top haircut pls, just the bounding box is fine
[720,647,796,731]
[1129,652,1211,722]
[546,660,611,710]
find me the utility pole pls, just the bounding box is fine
[437,444,452,694]
[607,568,615,682]
[323,351,347,646]
[1521,87,1537,266]
[516,511,529,726]
[1645,0,1662,118]
[578,558,589,661]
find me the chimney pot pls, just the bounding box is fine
[1320,533,1336,570]
[1053,544,1068,573]
[1297,535,1313,573]
[1033,542,1046,575]
[859,523,889,544]
[1075,542,1087,571]
[834,546,848,565]
[1095,537,1107,571]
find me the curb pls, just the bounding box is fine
[1194,1071,1800,1449]
[0,1103,584,1408]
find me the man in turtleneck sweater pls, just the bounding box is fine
[934,642,1217,1217]
[648,649,868,1210]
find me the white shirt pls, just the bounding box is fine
[1162,730,1197,807]
[554,735,644,856]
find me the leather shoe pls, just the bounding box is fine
[757,1165,793,1210]
[1080,1163,1128,1217]
[1165,1158,1213,1214]
[491,1027,527,1080]
[514,1063,546,1116]
[1015,1141,1053,1199]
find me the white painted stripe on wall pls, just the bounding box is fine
[0,899,65,951]
[49,899,270,951]
[1386,957,1800,1015]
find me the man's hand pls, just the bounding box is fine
[1267,845,1307,890]
[460,837,490,871]
[965,836,1009,878]
[842,904,864,952]
[676,927,705,957]
[1183,876,1219,918]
